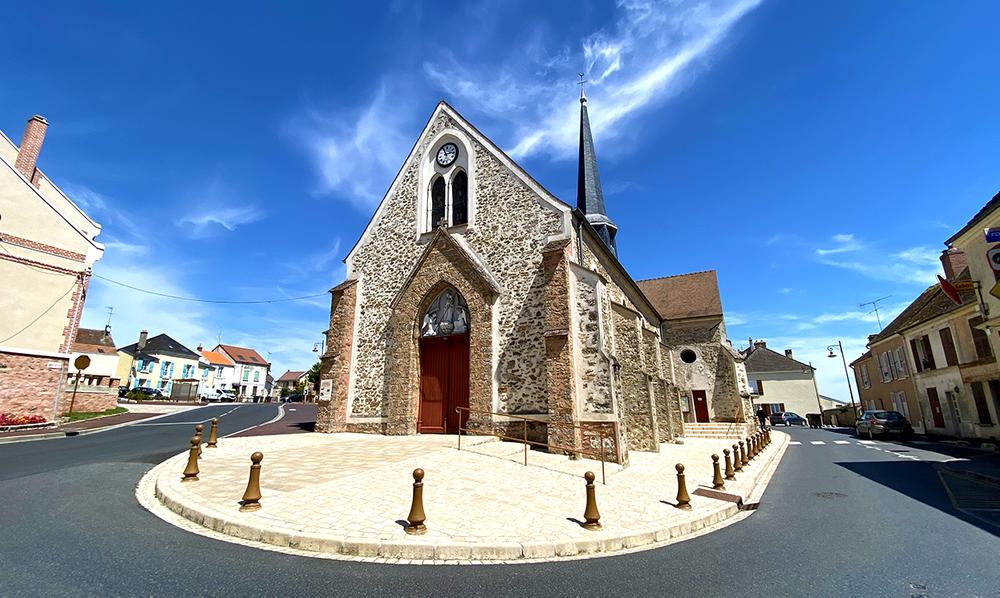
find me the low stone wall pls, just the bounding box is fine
[0,350,65,421]
[60,385,117,415]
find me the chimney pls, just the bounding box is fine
[940,248,967,281]
[785,349,793,359]
[14,115,48,187]
[753,340,767,349]
[197,344,203,352]
[138,330,148,351]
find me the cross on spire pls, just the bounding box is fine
[578,72,587,101]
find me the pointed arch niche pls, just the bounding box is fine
[418,129,477,236]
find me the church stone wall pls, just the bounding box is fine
[571,265,613,414]
[611,303,657,451]
[344,111,565,421]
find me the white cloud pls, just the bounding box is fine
[61,183,138,231]
[424,0,763,161]
[178,205,265,234]
[777,287,793,294]
[815,233,864,256]
[101,238,149,255]
[290,82,414,210]
[815,234,941,285]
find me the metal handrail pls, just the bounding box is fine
[454,406,614,484]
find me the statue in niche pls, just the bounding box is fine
[420,288,469,337]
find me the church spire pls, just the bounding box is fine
[576,84,618,255]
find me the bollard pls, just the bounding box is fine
[733,443,743,472]
[747,437,755,461]
[724,448,736,480]
[675,463,692,510]
[195,424,204,458]
[582,471,602,530]
[750,435,757,459]
[207,418,219,448]
[405,468,427,535]
[766,429,771,445]
[740,440,748,468]
[711,454,725,490]
[181,436,200,482]
[239,452,264,512]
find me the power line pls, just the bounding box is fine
[91,274,328,305]
[0,281,77,344]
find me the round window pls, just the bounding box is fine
[680,349,697,364]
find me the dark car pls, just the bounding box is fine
[131,386,165,399]
[282,393,304,403]
[769,412,806,426]
[856,410,913,439]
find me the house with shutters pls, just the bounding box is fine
[0,115,105,421]
[214,344,270,398]
[197,347,236,395]
[742,341,823,418]
[116,332,202,397]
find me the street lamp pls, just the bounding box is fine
[827,341,858,413]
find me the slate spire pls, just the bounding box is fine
[577,91,618,255]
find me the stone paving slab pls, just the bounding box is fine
[142,430,788,563]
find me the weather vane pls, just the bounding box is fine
[578,72,587,99]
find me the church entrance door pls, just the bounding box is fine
[692,390,710,423]
[418,334,470,433]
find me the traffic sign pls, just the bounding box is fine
[986,228,1000,243]
[73,355,91,371]
[952,280,976,292]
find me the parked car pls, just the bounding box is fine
[129,386,164,399]
[282,393,304,403]
[856,410,913,440]
[769,411,806,426]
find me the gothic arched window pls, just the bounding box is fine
[420,287,469,337]
[431,176,446,228]
[452,170,468,226]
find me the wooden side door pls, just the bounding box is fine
[693,390,710,423]
[446,334,470,434]
[927,387,945,428]
[418,337,448,433]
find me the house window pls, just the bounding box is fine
[939,327,959,367]
[910,335,936,372]
[891,391,910,420]
[971,381,993,425]
[969,316,994,360]
[242,368,249,382]
[452,170,468,225]
[755,380,765,395]
[768,403,784,413]
[430,176,446,228]
[878,352,892,383]
[893,347,908,378]
[860,364,871,389]
[253,370,260,382]
[217,366,224,375]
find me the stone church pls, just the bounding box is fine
[316,95,752,465]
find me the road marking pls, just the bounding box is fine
[223,404,285,438]
[858,440,875,445]
[810,441,826,445]
[834,440,850,445]
[133,405,243,426]
[789,441,802,445]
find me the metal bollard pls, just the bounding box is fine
[750,435,757,459]
[207,418,219,448]
[195,424,204,458]
[712,454,725,490]
[733,443,743,472]
[181,436,200,482]
[240,452,264,512]
[746,437,755,461]
[405,468,427,535]
[740,440,749,468]
[582,471,602,530]
[724,448,736,480]
[675,463,692,510]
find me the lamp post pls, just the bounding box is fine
[827,341,858,413]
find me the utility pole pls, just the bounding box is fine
[859,295,891,331]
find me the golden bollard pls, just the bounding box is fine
[207,418,219,448]
[675,463,692,510]
[181,435,200,482]
[733,443,743,472]
[749,435,757,459]
[740,440,748,468]
[723,448,736,480]
[711,454,725,490]
[405,468,427,535]
[582,471,602,530]
[767,429,772,445]
[195,424,204,458]
[239,452,264,512]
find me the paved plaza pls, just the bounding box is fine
[142,429,788,563]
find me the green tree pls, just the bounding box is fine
[307,361,321,391]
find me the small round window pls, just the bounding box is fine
[680,349,697,364]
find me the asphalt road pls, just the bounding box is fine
[1,414,998,597]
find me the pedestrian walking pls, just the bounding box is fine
[756,407,768,431]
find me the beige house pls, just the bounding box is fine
[66,328,120,413]
[850,331,922,432]
[743,342,826,418]
[0,115,105,420]
[214,344,270,399]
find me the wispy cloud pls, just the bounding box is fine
[815,233,864,256]
[777,287,794,294]
[61,183,138,230]
[178,206,265,234]
[290,82,414,210]
[175,178,265,237]
[818,247,941,285]
[425,0,763,161]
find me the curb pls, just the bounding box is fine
[0,406,200,445]
[140,431,789,564]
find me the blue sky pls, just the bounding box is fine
[2,0,999,395]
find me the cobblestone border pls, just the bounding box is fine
[137,431,789,564]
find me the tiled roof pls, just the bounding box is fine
[71,328,116,354]
[946,189,1000,245]
[744,346,814,374]
[216,344,268,366]
[119,333,200,360]
[871,268,975,342]
[277,370,306,383]
[636,270,723,321]
[849,350,872,367]
[199,350,234,367]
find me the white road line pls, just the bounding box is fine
[858,440,875,445]
[789,441,802,445]
[834,440,850,445]
[810,441,826,445]
[222,404,285,438]
[133,405,243,427]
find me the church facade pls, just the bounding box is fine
[316,98,751,464]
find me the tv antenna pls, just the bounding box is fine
[859,295,891,331]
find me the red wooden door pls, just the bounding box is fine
[418,334,470,434]
[693,390,710,422]
[927,387,945,428]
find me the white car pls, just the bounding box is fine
[200,389,235,402]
